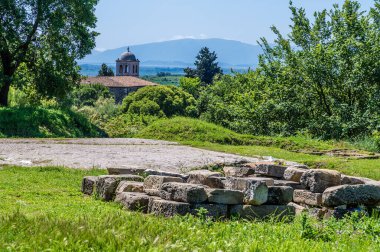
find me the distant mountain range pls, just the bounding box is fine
[79,38,263,68]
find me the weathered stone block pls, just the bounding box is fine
[160,182,208,203]
[266,186,293,205]
[322,184,380,207]
[225,177,273,190]
[230,205,295,220]
[107,167,146,176]
[81,176,98,195]
[224,177,268,205]
[300,169,341,193]
[143,175,184,196]
[287,202,306,215]
[149,199,191,217]
[283,166,307,182]
[191,204,228,218]
[293,189,323,207]
[223,166,255,177]
[206,188,244,205]
[114,192,150,213]
[273,180,305,189]
[145,169,189,180]
[96,175,144,201]
[187,170,224,188]
[340,175,373,185]
[250,162,288,178]
[116,181,144,194]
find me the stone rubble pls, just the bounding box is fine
[82,162,380,220]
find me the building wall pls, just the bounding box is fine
[116,61,140,77]
[109,86,143,103]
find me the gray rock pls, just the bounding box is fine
[322,184,380,207]
[287,202,306,215]
[224,177,268,205]
[266,186,293,205]
[206,188,244,205]
[225,177,273,190]
[116,181,144,194]
[283,167,307,182]
[149,199,191,217]
[340,175,374,185]
[230,205,295,220]
[308,208,328,219]
[145,169,189,180]
[143,175,184,196]
[223,166,255,177]
[96,175,144,201]
[250,162,288,178]
[273,180,305,189]
[107,167,147,176]
[300,169,341,193]
[191,204,228,218]
[160,182,208,203]
[81,176,98,195]
[187,170,224,188]
[293,189,323,207]
[114,192,150,213]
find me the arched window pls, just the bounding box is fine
[133,65,135,73]
[136,65,138,74]
[119,65,123,74]
[125,65,128,73]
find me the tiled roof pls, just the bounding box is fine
[81,76,158,88]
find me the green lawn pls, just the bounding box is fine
[142,75,182,86]
[0,166,380,251]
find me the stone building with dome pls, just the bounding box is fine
[81,48,157,103]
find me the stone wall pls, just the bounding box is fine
[109,86,142,103]
[82,162,380,220]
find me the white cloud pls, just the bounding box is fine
[169,34,209,41]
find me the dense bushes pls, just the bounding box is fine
[0,107,105,138]
[121,85,197,117]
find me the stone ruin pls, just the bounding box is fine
[81,162,380,220]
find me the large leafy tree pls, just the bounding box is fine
[185,47,222,85]
[0,0,99,106]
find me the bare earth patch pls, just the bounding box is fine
[0,138,260,172]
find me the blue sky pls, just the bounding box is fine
[94,0,373,51]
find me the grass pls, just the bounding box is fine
[142,75,182,86]
[1,166,380,251]
[0,107,105,138]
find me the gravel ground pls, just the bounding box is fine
[0,138,261,172]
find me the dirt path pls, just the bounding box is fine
[0,138,261,172]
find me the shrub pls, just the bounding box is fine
[121,86,197,117]
[71,84,113,107]
[104,114,159,138]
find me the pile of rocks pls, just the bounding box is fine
[81,162,380,220]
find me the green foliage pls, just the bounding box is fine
[121,86,197,117]
[141,75,182,86]
[71,84,113,107]
[0,0,98,106]
[0,166,379,251]
[104,114,159,138]
[0,107,104,138]
[97,63,114,76]
[198,1,380,141]
[179,77,202,98]
[185,47,223,84]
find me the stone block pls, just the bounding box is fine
[293,189,323,207]
[96,175,144,201]
[145,169,189,180]
[143,175,184,196]
[81,176,98,195]
[340,175,373,185]
[287,202,306,215]
[223,166,255,177]
[187,170,224,188]
[149,199,191,217]
[116,181,144,194]
[300,169,341,193]
[206,188,244,205]
[322,184,380,207]
[273,180,305,189]
[266,186,293,205]
[114,192,150,213]
[230,205,295,220]
[107,167,146,176]
[191,204,228,218]
[224,177,268,205]
[250,162,288,178]
[225,177,273,190]
[283,166,307,182]
[160,182,208,203]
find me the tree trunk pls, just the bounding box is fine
[0,79,10,107]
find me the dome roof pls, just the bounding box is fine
[120,47,137,61]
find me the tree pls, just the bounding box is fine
[184,47,222,85]
[0,0,99,106]
[98,63,114,76]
